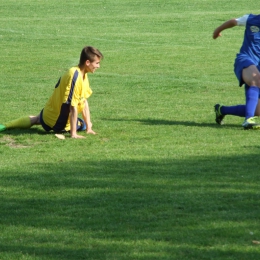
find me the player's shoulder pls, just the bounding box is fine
[247,14,260,20]
[250,13,260,17]
[247,14,260,26]
[67,66,79,74]
[236,15,249,26]
[62,66,80,79]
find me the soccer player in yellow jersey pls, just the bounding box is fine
[0,46,103,139]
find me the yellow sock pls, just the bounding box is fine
[4,116,32,129]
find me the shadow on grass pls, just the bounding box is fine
[0,128,49,135]
[0,155,259,259]
[0,118,241,139]
[102,118,242,129]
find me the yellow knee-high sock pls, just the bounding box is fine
[4,116,32,129]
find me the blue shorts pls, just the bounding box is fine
[77,118,87,131]
[234,54,259,87]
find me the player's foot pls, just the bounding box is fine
[0,124,6,132]
[214,104,225,125]
[242,117,260,130]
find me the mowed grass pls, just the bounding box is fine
[0,0,260,259]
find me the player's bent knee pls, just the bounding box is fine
[253,74,260,87]
[29,115,41,125]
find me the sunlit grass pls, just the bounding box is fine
[1,0,260,259]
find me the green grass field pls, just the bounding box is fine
[0,0,260,259]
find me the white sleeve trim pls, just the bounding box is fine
[236,15,249,26]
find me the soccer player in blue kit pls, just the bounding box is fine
[213,14,260,129]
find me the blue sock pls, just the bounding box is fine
[221,105,245,117]
[245,86,259,119]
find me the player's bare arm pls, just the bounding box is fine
[213,19,238,39]
[70,106,85,138]
[82,100,96,135]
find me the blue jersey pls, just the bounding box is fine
[234,14,260,86]
[239,14,260,65]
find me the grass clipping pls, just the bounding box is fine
[55,134,65,140]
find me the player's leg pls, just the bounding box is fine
[0,114,40,132]
[214,85,260,125]
[29,115,41,125]
[242,65,260,87]
[241,65,260,129]
[214,104,245,125]
[254,93,260,116]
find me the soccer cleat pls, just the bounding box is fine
[214,104,225,125]
[242,117,260,130]
[0,124,6,132]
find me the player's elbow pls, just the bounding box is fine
[230,19,238,27]
[70,105,77,114]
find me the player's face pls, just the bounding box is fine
[86,56,101,73]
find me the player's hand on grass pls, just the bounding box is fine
[86,122,96,134]
[71,134,86,139]
[86,128,96,135]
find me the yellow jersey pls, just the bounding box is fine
[42,66,92,132]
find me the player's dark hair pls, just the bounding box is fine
[79,46,103,65]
